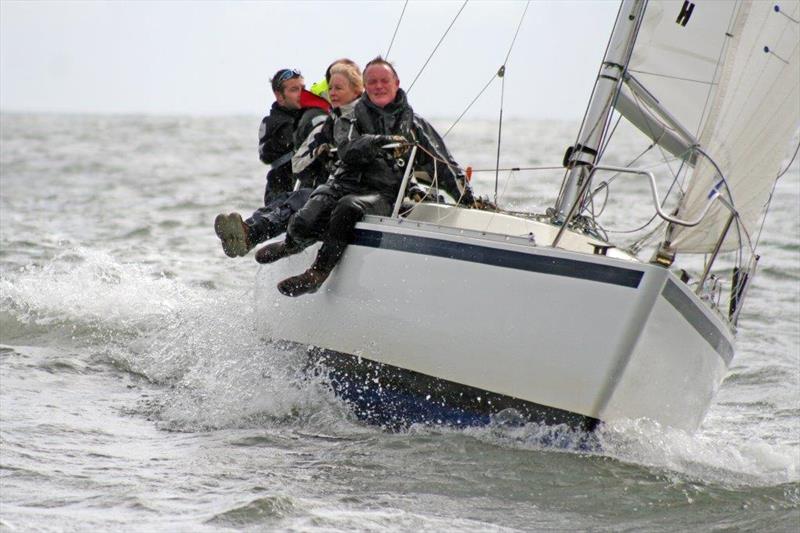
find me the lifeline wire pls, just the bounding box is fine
[407,0,469,93]
[385,0,409,60]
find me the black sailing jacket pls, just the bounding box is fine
[258,102,299,197]
[258,103,328,198]
[330,89,473,202]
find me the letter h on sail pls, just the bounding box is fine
[676,1,695,26]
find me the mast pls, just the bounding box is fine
[553,0,647,224]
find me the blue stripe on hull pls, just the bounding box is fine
[662,279,734,364]
[307,347,600,435]
[352,228,644,288]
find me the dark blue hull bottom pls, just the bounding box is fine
[306,347,600,435]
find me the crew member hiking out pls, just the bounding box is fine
[257,56,477,297]
[214,65,337,258]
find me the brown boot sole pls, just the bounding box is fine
[214,213,251,258]
[255,241,297,264]
[277,270,327,297]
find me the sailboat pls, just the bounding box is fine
[255,0,800,433]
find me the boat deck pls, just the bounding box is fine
[379,203,638,262]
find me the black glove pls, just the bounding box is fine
[375,135,410,159]
[473,195,498,211]
[458,187,476,207]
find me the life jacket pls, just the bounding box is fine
[300,89,331,113]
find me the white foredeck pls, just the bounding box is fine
[402,203,635,261]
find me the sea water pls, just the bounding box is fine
[1,113,798,531]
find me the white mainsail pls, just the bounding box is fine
[621,0,738,144]
[670,0,800,253]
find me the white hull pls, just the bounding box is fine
[255,206,734,432]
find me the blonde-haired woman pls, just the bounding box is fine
[252,61,365,263]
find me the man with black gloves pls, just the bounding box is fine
[257,56,476,297]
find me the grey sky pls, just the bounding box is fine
[0,0,619,119]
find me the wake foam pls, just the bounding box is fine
[595,418,799,488]
[0,247,350,432]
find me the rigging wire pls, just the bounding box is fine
[411,142,466,204]
[442,71,497,138]
[628,83,683,188]
[502,0,530,66]
[776,139,800,180]
[385,0,409,59]
[700,137,800,273]
[688,146,750,269]
[493,0,530,205]
[751,138,800,252]
[407,0,469,93]
[494,69,505,205]
[555,0,626,207]
[443,0,529,138]
[585,84,696,248]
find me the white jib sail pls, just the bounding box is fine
[670,0,800,253]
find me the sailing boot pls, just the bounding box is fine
[255,240,301,264]
[276,239,341,297]
[276,266,331,297]
[214,212,253,258]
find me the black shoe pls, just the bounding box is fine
[255,241,297,264]
[277,268,329,297]
[214,213,252,257]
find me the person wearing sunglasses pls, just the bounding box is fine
[258,68,308,203]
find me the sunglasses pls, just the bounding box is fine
[272,69,302,91]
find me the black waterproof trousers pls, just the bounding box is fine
[286,184,393,271]
[245,188,313,245]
